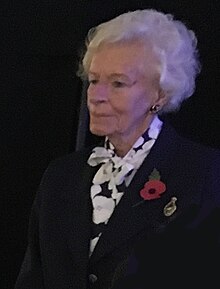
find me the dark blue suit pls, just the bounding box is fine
[15,122,220,289]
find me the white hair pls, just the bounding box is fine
[78,9,201,113]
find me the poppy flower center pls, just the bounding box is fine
[149,188,156,194]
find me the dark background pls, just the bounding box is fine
[1,1,219,288]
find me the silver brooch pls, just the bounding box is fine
[163,196,177,217]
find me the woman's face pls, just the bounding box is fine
[87,40,165,140]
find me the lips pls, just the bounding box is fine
[90,112,111,117]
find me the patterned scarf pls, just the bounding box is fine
[87,116,163,255]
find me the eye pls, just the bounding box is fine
[112,81,126,88]
[88,79,98,85]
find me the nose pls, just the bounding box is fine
[87,82,109,104]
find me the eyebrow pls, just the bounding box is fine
[108,73,130,80]
[88,71,132,82]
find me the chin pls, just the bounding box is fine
[90,126,108,136]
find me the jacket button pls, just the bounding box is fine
[89,273,98,283]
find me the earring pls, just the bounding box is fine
[150,104,160,113]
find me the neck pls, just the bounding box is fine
[108,115,155,157]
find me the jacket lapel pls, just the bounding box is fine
[89,122,188,264]
[66,152,96,269]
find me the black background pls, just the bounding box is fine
[1,1,219,288]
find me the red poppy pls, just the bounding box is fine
[140,179,166,200]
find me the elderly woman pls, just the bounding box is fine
[15,9,220,289]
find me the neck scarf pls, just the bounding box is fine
[87,116,163,255]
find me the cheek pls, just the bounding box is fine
[110,95,139,118]
[87,87,93,102]
[135,90,154,112]
[123,94,149,114]
[111,102,135,128]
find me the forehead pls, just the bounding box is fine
[89,41,160,78]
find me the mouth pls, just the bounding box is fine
[90,112,111,117]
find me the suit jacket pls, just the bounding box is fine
[15,122,220,289]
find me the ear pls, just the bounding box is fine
[155,88,168,108]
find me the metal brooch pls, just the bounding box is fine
[163,196,177,217]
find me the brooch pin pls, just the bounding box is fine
[163,197,177,216]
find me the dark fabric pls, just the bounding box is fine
[90,128,152,240]
[14,121,220,289]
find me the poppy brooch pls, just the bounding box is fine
[133,168,166,207]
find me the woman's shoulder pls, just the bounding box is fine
[41,145,97,179]
[158,120,220,176]
[177,130,220,160]
[162,120,220,157]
